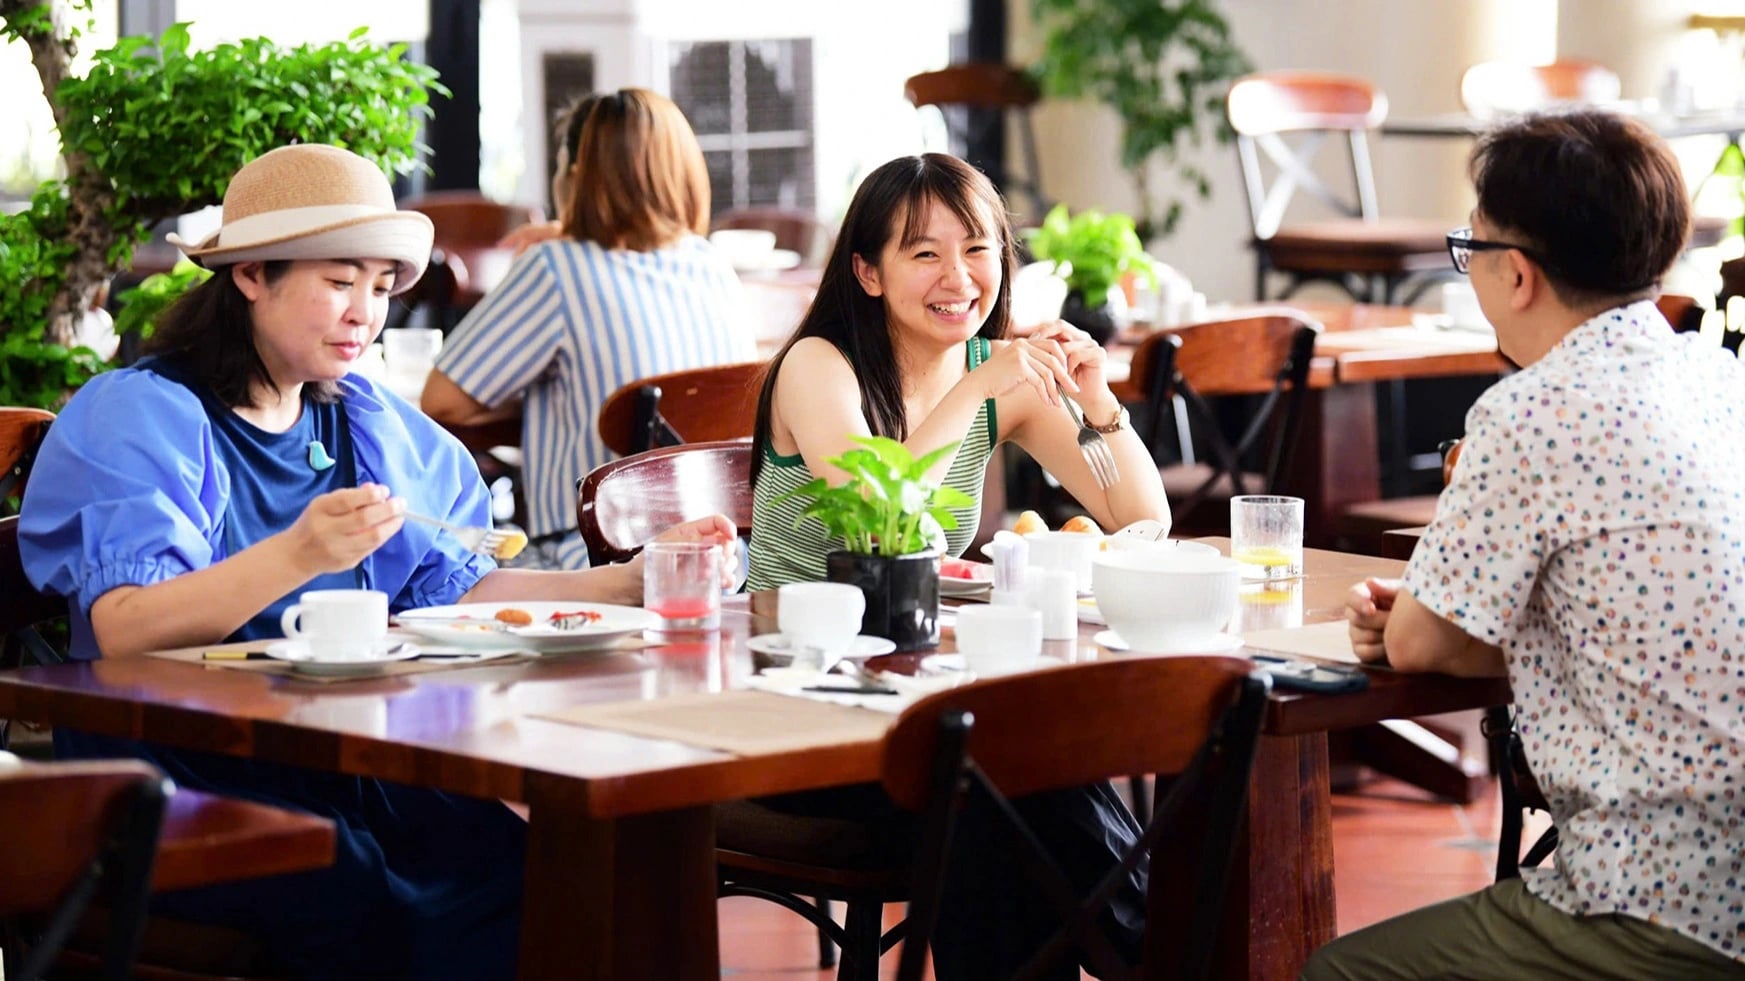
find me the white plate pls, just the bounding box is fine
[396,602,659,652]
[730,248,802,272]
[746,633,898,660]
[940,577,992,598]
[265,639,420,677]
[1093,630,1244,655]
[920,653,1067,678]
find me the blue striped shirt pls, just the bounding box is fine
[435,234,754,567]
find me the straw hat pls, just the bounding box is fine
[167,144,433,295]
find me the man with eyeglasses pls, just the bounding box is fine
[1309,110,1745,979]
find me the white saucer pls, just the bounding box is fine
[920,653,1066,678]
[1093,630,1243,655]
[746,633,898,660]
[265,639,420,677]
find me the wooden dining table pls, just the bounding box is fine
[0,544,1510,979]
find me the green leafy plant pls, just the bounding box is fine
[0,1,445,409]
[1023,204,1157,309]
[1030,0,1249,239]
[110,260,210,343]
[776,436,976,557]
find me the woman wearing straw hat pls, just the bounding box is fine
[18,143,735,980]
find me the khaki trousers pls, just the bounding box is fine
[1301,878,1744,980]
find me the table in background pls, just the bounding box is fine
[0,546,1508,980]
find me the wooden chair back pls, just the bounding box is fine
[904,63,1049,217]
[402,191,543,247]
[885,657,1270,981]
[1226,72,1386,242]
[714,208,834,268]
[1655,292,1701,334]
[597,362,767,457]
[577,440,754,564]
[1132,314,1322,523]
[0,759,169,980]
[0,407,54,504]
[1459,59,1620,117]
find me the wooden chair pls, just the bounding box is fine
[401,191,544,325]
[1,757,168,981]
[596,361,766,457]
[715,208,834,269]
[905,63,1049,218]
[576,440,753,564]
[0,406,53,505]
[1226,72,1454,304]
[1458,58,1621,119]
[1130,314,1321,534]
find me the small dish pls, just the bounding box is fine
[265,639,421,677]
[1092,630,1244,655]
[746,634,898,660]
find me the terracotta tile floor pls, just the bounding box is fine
[719,776,1547,979]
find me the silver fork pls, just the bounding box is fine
[401,510,527,560]
[1057,381,1119,490]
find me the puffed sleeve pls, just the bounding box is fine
[434,244,565,408]
[342,377,496,610]
[19,369,226,618]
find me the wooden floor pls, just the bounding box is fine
[719,775,1542,979]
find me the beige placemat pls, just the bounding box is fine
[1239,620,1361,664]
[534,690,893,756]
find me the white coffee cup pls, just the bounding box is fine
[279,589,389,660]
[954,605,1044,676]
[777,582,865,662]
[1440,282,1488,330]
[1091,550,1239,653]
[1024,530,1100,592]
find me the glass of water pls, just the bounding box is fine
[1230,495,1304,581]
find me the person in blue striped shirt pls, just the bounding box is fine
[424,89,755,569]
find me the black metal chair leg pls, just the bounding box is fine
[840,899,886,980]
[1127,774,1151,827]
[816,895,837,968]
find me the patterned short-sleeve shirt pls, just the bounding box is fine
[1405,300,1745,961]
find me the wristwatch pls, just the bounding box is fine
[1089,406,1129,434]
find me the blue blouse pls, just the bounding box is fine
[21,362,496,659]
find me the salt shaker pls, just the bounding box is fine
[1028,568,1078,640]
[987,532,1030,607]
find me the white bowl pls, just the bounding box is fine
[1091,549,1239,653]
[709,228,778,267]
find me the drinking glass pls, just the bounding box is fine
[1230,495,1304,581]
[381,327,443,398]
[642,542,723,630]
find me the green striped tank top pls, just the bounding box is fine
[746,337,999,591]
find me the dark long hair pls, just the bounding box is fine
[141,261,340,408]
[749,154,1016,485]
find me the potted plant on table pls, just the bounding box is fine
[775,435,974,649]
[1023,204,1157,343]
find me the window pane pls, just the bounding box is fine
[747,146,814,211]
[743,39,811,134]
[669,41,733,136]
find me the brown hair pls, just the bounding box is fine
[1470,110,1689,304]
[750,154,1016,485]
[142,261,340,408]
[559,88,711,251]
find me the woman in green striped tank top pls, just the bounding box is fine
[747,154,1168,591]
[735,154,1168,979]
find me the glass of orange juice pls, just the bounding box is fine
[1230,495,1304,581]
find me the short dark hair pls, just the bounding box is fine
[750,154,1016,486]
[141,262,340,408]
[1470,110,1689,304]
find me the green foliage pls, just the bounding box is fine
[1023,204,1157,309]
[112,259,209,343]
[0,5,446,409]
[1030,0,1249,238]
[57,24,445,225]
[775,436,976,558]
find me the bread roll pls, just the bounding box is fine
[1061,515,1102,535]
[1012,510,1047,536]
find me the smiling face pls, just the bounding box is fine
[234,258,396,394]
[852,195,1003,353]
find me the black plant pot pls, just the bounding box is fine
[1060,290,1117,345]
[825,550,940,650]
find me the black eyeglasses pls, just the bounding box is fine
[1445,226,1549,274]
